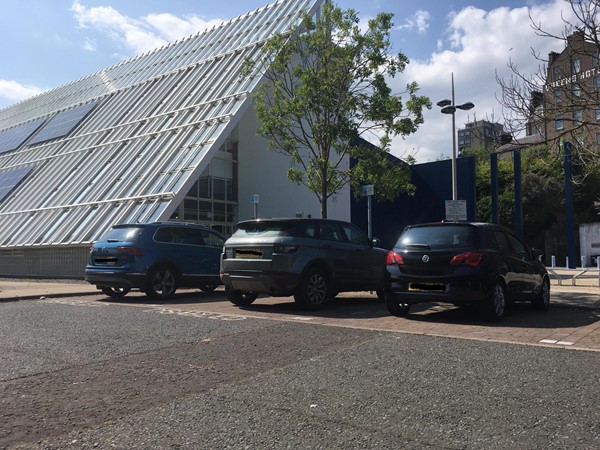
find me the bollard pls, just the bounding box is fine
[566,256,569,269]
[582,256,586,269]
[551,255,556,268]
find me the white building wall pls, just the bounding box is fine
[236,106,351,222]
[579,222,600,266]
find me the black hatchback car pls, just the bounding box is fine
[384,222,550,321]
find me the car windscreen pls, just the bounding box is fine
[233,222,292,237]
[99,226,144,243]
[397,225,476,250]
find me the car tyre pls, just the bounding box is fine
[532,277,550,311]
[483,281,506,322]
[384,292,411,316]
[199,283,219,292]
[294,267,329,310]
[225,285,257,306]
[145,265,178,299]
[100,286,130,299]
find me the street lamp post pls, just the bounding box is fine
[437,73,474,201]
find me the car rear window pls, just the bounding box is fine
[233,222,293,237]
[99,226,144,243]
[397,225,476,250]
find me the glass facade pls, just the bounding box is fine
[171,132,239,237]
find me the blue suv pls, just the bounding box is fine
[85,222,225,299]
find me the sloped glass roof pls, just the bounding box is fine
[0,0,322,247]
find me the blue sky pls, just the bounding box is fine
[0,0,576,162]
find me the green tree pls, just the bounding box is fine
[246,3,431,218]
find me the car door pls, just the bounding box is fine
[505,231,539,295]
[316,222,355,285]
[491,229,525,297]
[340,222,386,288]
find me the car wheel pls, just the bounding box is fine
[145,265,177,299]
[384,292,411,316]
[484,281,506,322]
[294,267,329,310]
[532,277,550,311]
[100,286,130,299]
[199,284,219,292]
[225,285,257,306]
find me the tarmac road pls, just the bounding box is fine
[1,288,599,449]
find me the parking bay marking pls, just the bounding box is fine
[143,307,246,321]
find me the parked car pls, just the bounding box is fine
[220,218,388,310]
[85,222,225,299]
[384,222,550,321]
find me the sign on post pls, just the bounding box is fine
[445,199,467,221]
[250,194,259,219]
[362,185,374,238]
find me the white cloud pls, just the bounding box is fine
[397,10,431,34]
[70,1,224,55]
[0,80,46,105]
[392,0,576,163]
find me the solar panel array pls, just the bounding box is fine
[0,119,45,155]
[28,101,98,145]
[0,0,322,248]
[0,166,33,202]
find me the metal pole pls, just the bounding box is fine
[451,73,458,201]
[367,195,372,239]
[490,152,498,223]
[564,142,576,269]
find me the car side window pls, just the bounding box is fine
[506,233,529,258]
[174,228,205,245]
[201,230,225,247]
[341,223,370,246]
[492,230,511,252]
[155,228,175,243]
[319,223,343,242]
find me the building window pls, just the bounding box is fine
[572,83,581,97]
[574,110,583,126]
[595,76,600,90]
[594,51,600,67]
[553,66,561,81]
[554,89,562,102]
[555,115,563,130]
[596,132,600,146]
[571,58,581,74]
[596,106,600,121]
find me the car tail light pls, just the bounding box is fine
[386,250,404,266]
[450,252,485,267]
[116,246,144,256]
[273,244,299,254]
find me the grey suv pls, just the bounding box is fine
[220,218,388,310]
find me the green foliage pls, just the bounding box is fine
[248,3,431,217]
[472,143,600,252]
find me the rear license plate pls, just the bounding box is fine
[235,249,262,259]
[409,282,445,292]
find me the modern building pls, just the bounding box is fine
[457,120,505,153]
[542,31,600,148]
[0,0,345,278]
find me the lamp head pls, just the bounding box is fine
[457,102,475,110]
[440,105,456,114]
[437,99,452,107]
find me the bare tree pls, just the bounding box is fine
[496,0,600,177]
